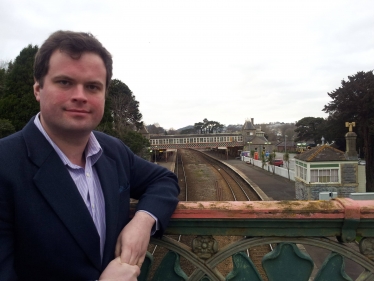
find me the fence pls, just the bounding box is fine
[243,157,295,181]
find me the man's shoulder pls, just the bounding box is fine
[0,131,27,172]
[0,130,24,149]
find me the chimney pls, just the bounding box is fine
[251,118,254,125]
[345,122,358,160]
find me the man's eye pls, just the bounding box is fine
[88,84,99,91]
[58,80,70,86]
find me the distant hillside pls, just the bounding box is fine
[177,125,194,132]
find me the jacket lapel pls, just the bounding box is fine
[95,154,119,268]
[23,119,102,270]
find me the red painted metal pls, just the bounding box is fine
[170,199,374,220]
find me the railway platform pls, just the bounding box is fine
[156,150,177,172]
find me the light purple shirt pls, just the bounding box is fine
[34,114,106,258]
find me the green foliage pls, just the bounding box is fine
[96,125,150,157]
[194,118,224,134]
[194,122,204,134]
[294,117,325,144]
[180,128,195,134]
[323,70,374,191]
[283,152,291,180]
[268,151,275,173]
[261,151,266,169]
[119,130,150,156]
[103,79,143,131]
[0,118,16,138]
[0,67,7,97]
[0,45,39,130]
[96,79,149,156]
[146,124,165,135]
[268,150,278,174]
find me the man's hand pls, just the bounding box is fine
[99,257,140,280]
[115,211,155,268]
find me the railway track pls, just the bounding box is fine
[176,150,272,280]
[197,151,258,201]
[149,148,272,280]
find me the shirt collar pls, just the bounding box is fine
[34,113,103,167]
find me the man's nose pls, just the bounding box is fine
[71,85,88,102]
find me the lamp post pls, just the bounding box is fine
[284,135,287,154]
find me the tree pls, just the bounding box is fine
[0,60,10,97]
[0,119,15,138]
[167,128,177,135]
[118,130,150,157]
[146,124,165,135]
[180,128,195,134]
[294,117,325,144]
[261,151,266,169]
[104,79,143,131]
[194,122,204,134]
[283,152,291,181]
[97,79,150,156]
[0,45,39,130]
[323,70,374,191]
[268,150,276,174]
[194,118,224,134]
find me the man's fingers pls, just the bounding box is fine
[136,256,145,268]
[121,250,141,265]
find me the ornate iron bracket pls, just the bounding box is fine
[192,235,219,260]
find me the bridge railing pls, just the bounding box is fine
[135,198,374,281]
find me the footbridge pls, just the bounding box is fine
[149,133,243,150]
[149,133,244,160]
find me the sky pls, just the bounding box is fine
[1,0,374,130]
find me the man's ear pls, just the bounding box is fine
[33,80,41,102]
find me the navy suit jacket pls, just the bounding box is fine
[0,117,179,280]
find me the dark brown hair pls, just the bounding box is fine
[34,30,113,90]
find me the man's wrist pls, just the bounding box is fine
[136,210,159,234]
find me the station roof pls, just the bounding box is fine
[247,135,269,144]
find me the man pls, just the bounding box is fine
[0,31,179,280]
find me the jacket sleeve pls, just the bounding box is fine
[108,138,180,237]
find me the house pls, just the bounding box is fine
[242,118,273,156]
[294,122,361,200]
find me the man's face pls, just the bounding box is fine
[34,50,106,140]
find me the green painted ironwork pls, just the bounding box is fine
[262,243,314,281]
[151,251,188,281]
[226,252,262,281]
[314,252,353,281]
[137,237,374,280]
[132,200,374,280]
[138,251,153,281]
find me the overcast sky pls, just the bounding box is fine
[1,0,373,130]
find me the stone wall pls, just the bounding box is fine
[295,180,357,200]
[341,163,357,184]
